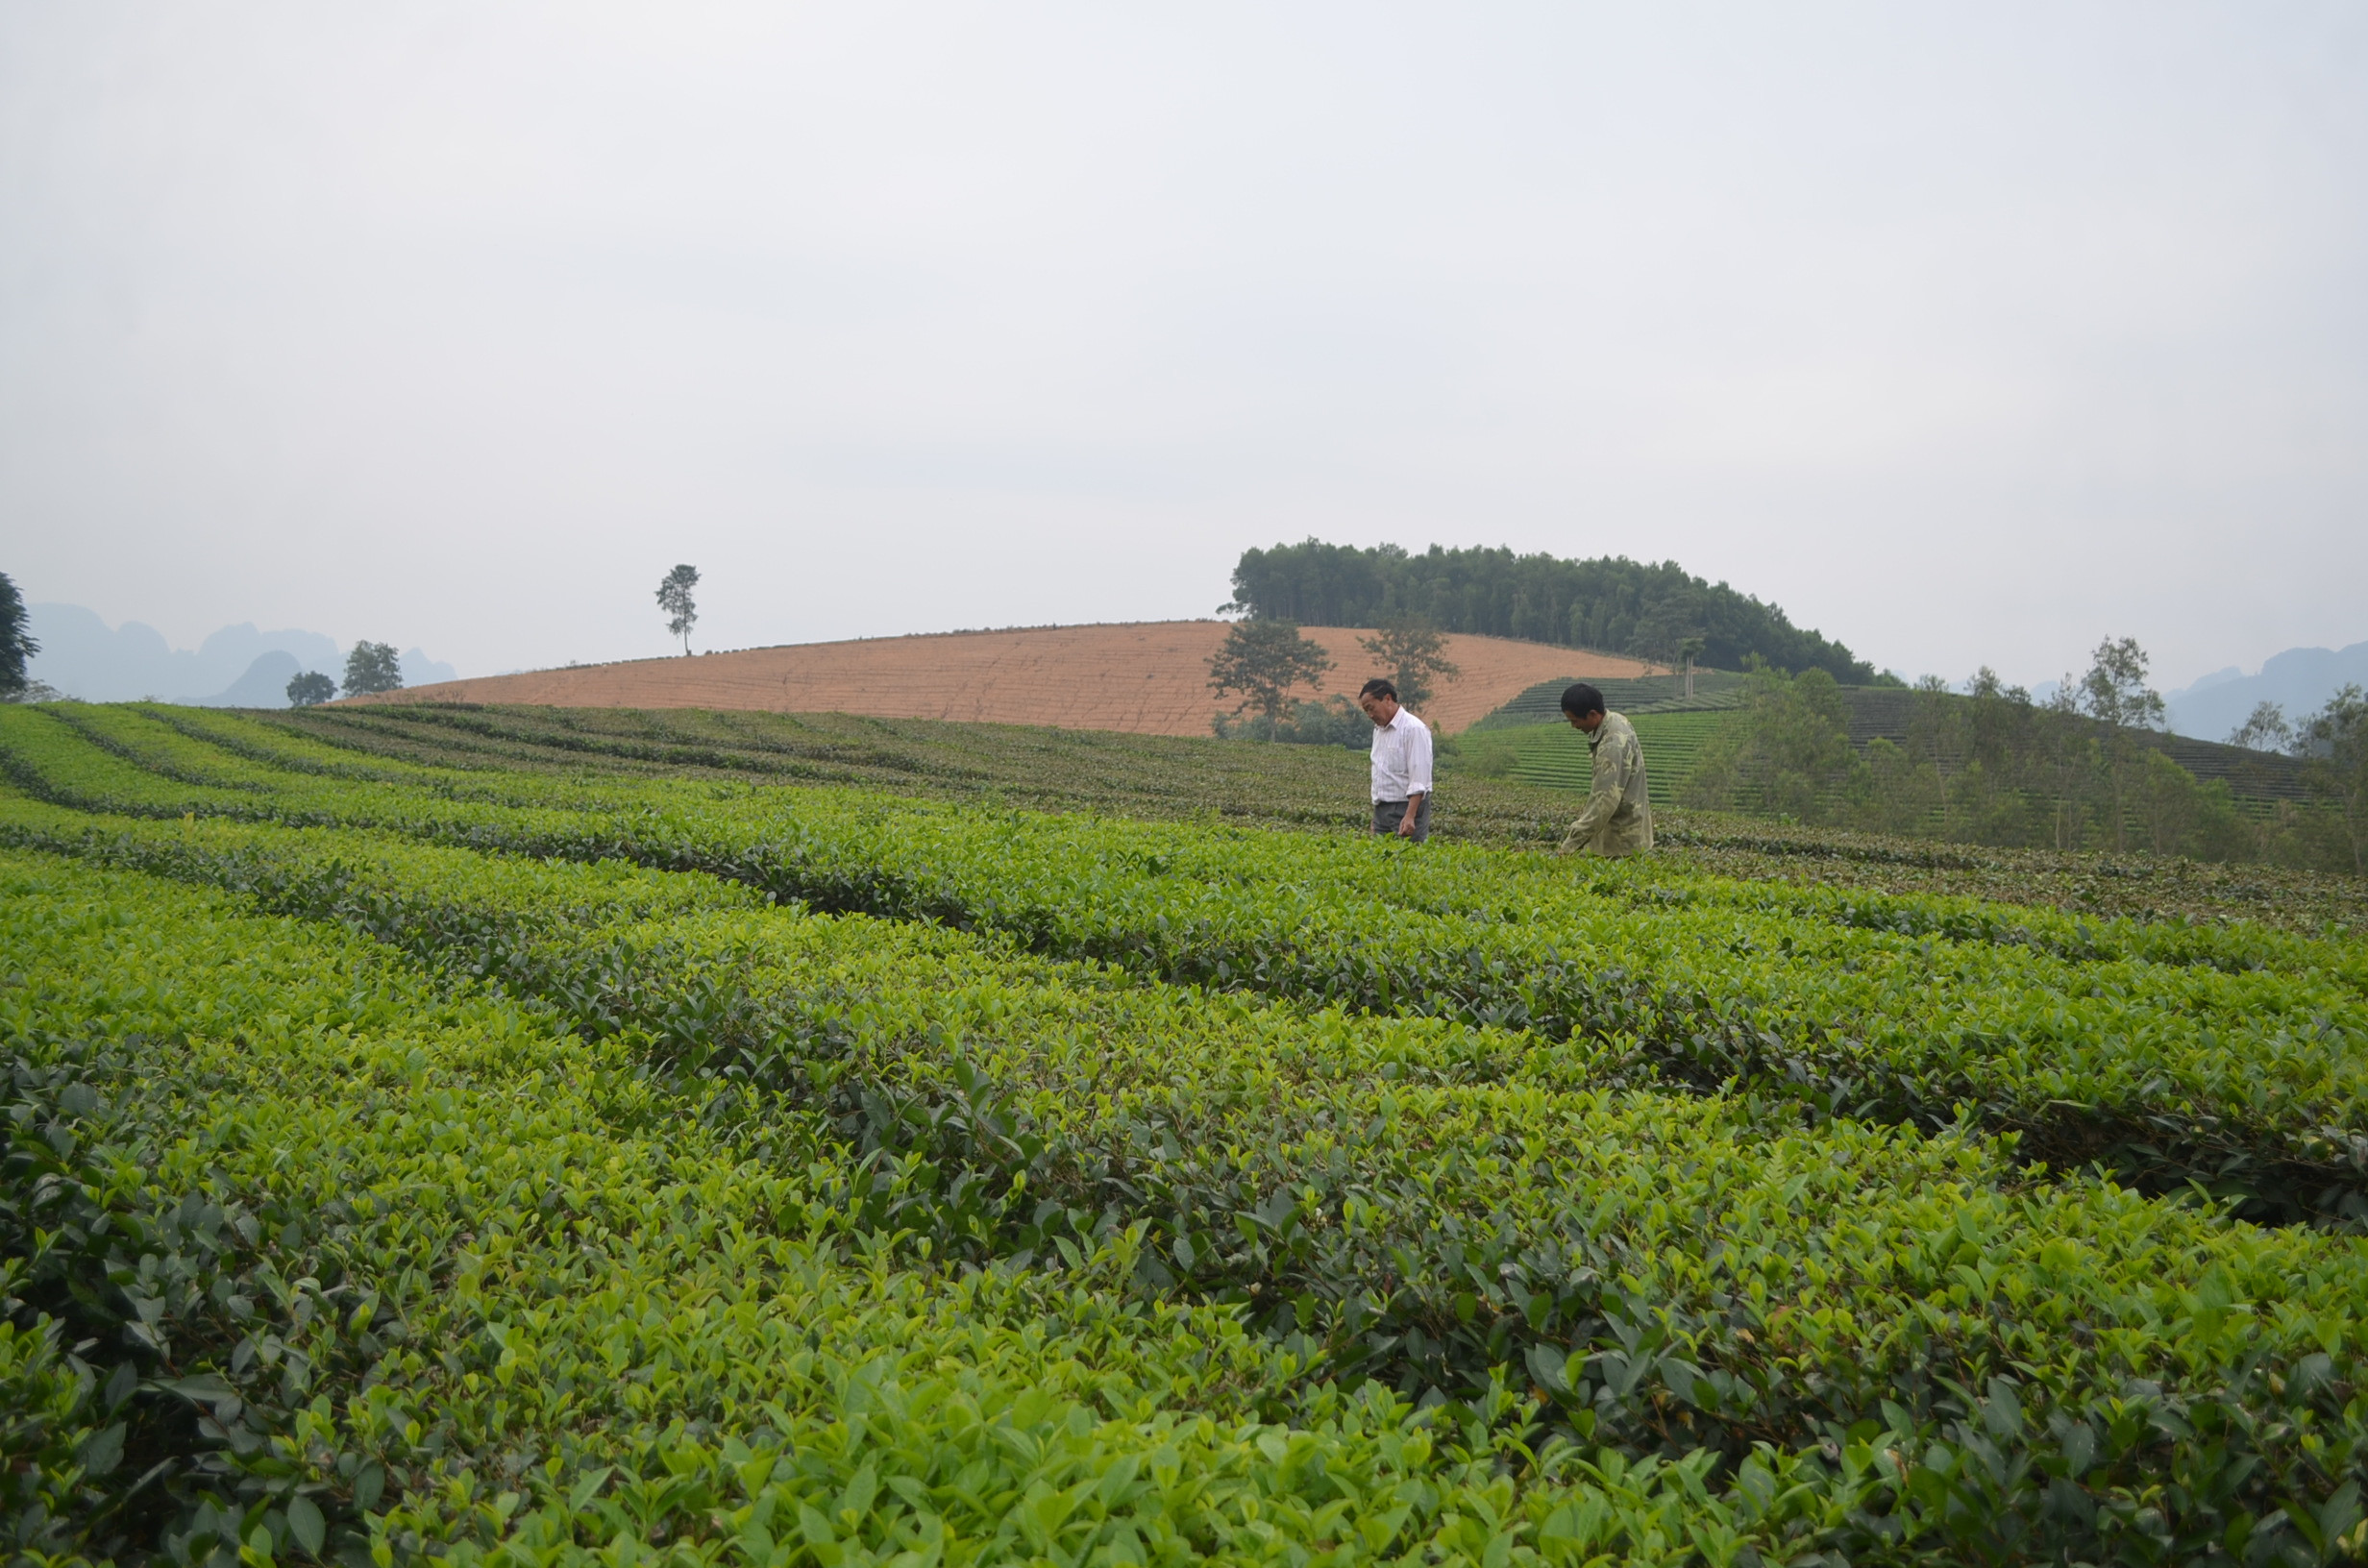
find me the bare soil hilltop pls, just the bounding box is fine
[344,620,1651,736]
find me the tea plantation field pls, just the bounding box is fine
[4,701,2368,1566]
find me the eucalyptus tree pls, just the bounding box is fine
[2078,636,2165,852]
[656,564,701,654]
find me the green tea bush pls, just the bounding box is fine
[11,802,2368,1560]
[7,704,2368,1225]
[1,850,1894,1566]
[11,705,2368,1560]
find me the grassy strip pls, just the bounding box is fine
[12,801,2368,1560]
[3,849,1840,1567]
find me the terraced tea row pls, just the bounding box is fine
[9,851,1819,1567]
[10,801,2368,1560]
[6,704,2361,1229]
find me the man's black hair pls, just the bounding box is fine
[1560,682,1606,718]
[1360,677,1398,701]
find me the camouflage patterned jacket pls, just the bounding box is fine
[1558,710,1654,857]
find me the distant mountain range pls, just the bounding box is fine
[25,602,455,705]
[2163,640,2368,745]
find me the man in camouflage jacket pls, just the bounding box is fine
[1555,682,1653,857]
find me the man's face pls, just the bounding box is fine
[1359,692,1399,726]
[1566,708,1605,734]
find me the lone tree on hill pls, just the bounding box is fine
[1355,615,1459,711]
[1208,618,1332,729]
[0,571,37,698]
[2078,635,2165,852]
[343,642,404,697]
[2229,701,2296,752]
[656,564,701,654]
[286,670,337,707]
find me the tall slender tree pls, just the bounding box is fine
[0,571,37,698]
[1678,635,1707,699]
[2078,636,2165,851]
[656,564,701,655]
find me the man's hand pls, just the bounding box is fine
[1396,794,1424,837]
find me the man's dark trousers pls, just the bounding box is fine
[1371,796,1431,842]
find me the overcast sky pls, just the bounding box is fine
[5,2,2364,688]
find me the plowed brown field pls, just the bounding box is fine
[346,621,1653,736]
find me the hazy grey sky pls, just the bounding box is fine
[5,2,2364,687]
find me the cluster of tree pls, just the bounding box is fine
[2226,689,2368,874]
[1680,638,2368,873]
[279,641,407,707]
[1205,614,1464,747]
[1224,539,1879,682]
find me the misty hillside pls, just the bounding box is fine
[26,602,454,703]
[2164,640,2368,743]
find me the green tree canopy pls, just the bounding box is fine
[286,670,337,707]
[342,642,404,697]
[2229,700,2296,753]
[1678,662,1859,823]
[1355,614,1460,710]
[1207,619,1332,728]
[1225,539,1878,681]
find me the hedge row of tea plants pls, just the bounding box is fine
[5,705,2360,1227]
[9,796,2368,1560]
[6,848,1846,1567]
[18,703,2357,984]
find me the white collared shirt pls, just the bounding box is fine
[1369,707,1434,802]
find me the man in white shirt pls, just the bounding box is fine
[1357,677,1434,841]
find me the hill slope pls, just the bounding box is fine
[1466,680,2314,809]
[346,621,1650,736]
